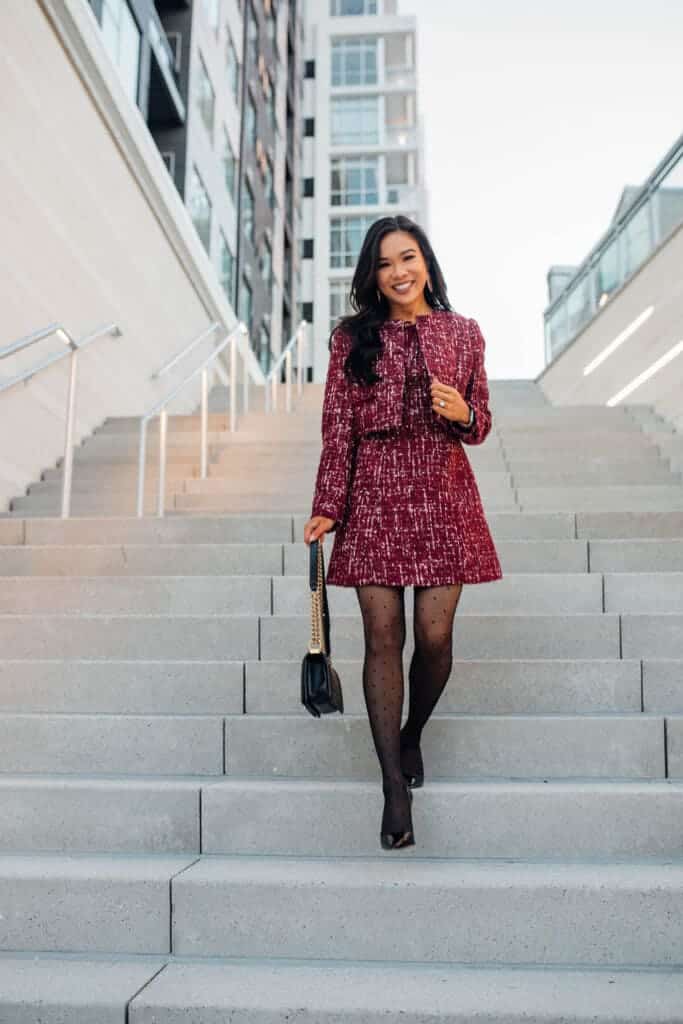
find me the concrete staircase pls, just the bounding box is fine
[1,379,683,1020]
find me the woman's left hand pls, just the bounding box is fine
[430,377,471,424]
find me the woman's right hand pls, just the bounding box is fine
[303,515,336,545]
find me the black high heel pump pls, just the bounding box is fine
[380,782,415,850]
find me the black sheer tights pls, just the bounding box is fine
[355,582,463,834]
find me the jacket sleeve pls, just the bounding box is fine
[310,327,356,530]
[448,317,493,446]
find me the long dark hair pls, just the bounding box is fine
[330,215,453,387]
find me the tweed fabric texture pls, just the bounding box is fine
[311,311,503,586]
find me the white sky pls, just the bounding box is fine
[397,0,683,379]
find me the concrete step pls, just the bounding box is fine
[0,853,194,954]
[0,775,200,853]
[261,613,620,660]
[0,711,665,779]
[517,485,683,512]
[171,856,683,965]
[278,573,604,615]
[0,956,670,1024]
[512,466,679,486]
[502,436,657,454]
[0,714,224,775]
[1,776,680,859]
[172,490,520,512]
[8,514,294,545]
[0,660,243,713]
[0,576,271,614]
[0,658,640,714]
[222,713,664,780]
[576,510,683,538]
[604,573,683,612]
[643,661,683,712]
[0,956,166,1023]
[621,616,683,658]
[97,414,230,433]
[0,615,258,659]
[0,544,284,576]
[589,539,683,571]
[201,778,683,858]
[127,959,683,1023]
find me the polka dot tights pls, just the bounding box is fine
[355,582,463,834]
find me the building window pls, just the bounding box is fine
[258,321,271,373]
[259,237,273,289]
[246,89,257,146]
[242,178,255,245]
[247,2,259,70]
[330,280,352,330]
[331,38,378,87]
[222,126,238,200]
[239,276,253,332]
[330,0,378,14]
[304,117,315,137]
[196,52,215,141]
[330,215,376,268]
[201,0,220,34]
[225,26,240,103]
[330,96,378,146]
[189,166,212,254]
[219,230,235,304]
[304,59,315,78]
[302,301,314,322]
[263,156,275,209]
[266,4,277,50]
[266,73,277,136]
[303,238,314,258]
[100,0,141,107]
[303,177,314,198]
[331,156,378,206]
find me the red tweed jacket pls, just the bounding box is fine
[311,309,493,528]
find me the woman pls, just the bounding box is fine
[303,215,502,851]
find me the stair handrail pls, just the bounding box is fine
[151,321,223,380]
[137,322,248,517]
[264,319,308,414]
[0,321,122,518]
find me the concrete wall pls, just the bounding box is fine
[0,0,239,512]
[539,221,683,430]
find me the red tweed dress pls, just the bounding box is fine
[310,311,502,587]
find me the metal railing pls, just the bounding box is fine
[138,317,310,516]
[136,322,248,517]
[264,319,308,414]
[0,321,122,517]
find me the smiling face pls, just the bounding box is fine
[376,230,431,319]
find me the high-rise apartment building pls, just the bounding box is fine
[86,0,304,373]
[301,0,429,381]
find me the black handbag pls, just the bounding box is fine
[301,537,344,717]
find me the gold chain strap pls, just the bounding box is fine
[309,541,327,655]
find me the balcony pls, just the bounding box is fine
[147,10,185,127]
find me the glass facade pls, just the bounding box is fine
[219,230,235,303]
[329,280,353,332]
[239,275,253,331]
[189,166,212,254]
[331,156,379,206]
[330,0,378,14]
[242,178,255,244]
[544,136,683,365]
[101,0,141,107]
[196,52,215,141]
[225,26,240,103]
[331,38,378,86]
[330,215,376,267]
[222,126,237,200]
[330,96,379,146]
